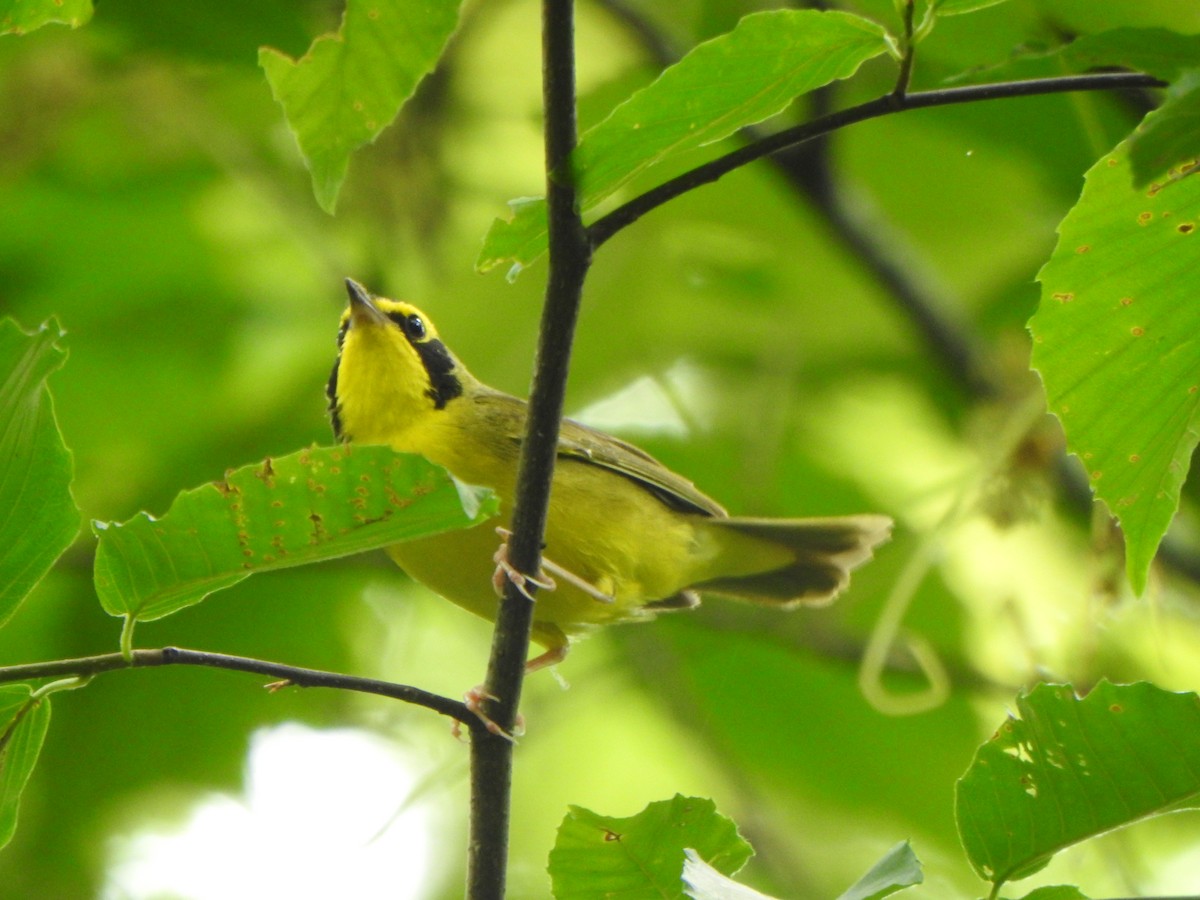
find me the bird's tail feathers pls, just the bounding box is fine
[695,514,892,607]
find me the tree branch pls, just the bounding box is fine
[587,72,1164,249]
[467,1,592,897]
[0,647,474,723]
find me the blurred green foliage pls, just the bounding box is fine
[1,1,1200,898]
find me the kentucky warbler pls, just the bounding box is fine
[329,279,891,671]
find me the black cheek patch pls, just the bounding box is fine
[416,339,463,409]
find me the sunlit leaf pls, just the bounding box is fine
[0,685,51,850]
[0,319,79,628]
[549,795,753,900]
[0,0,91,35]
[93,445,496,623]
[956,682,1200,887]
[1030,119,1200,594]
[259,0,462,213]
[683,849,777,900]
[834,841,923,900]
[478,9,891,273]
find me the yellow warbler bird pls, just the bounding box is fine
[328,279,891,672]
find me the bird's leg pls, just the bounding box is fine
[539,558,614,605]
[523,641,569,675]
[455,686,523,742]
[453,643,570,741]
[492,527,614,605]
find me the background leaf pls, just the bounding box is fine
[259,0,463,213]
[478,8,891,273]
[0,319,79,628]
[956,682,1200,887]
[549,795,753,900]
[1130,73,1200,187]
[0,0,91,35]
[0,685,51,850]
[1009,887,1090,900]
[1065,28,1200,82]
[93,446,495,623]
[1030,118,1200,594]
[834,841,923,900]
[932,0,1012,16]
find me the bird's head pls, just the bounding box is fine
[328,279,468,444]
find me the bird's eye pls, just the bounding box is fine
[405,314,427,340]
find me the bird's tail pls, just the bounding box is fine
[693,514,893,606]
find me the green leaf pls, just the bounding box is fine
[1008,887,1090,900]
[1064,28,1200,82]
[956,682,1200,888]
[549,795,753,900]
[0,319,80,629]
[1029,122,1200,595]
[259,0,462,213]
[93,445,496,623]
[682,849,777,900]
[834,841,924,900]
[940,28,1195,93]
[931,0,1012,16]
[1130,72,1200,187]
[0,0,91,35]
[0,685,51,850]
[478,9,891,274]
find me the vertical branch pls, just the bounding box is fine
[892,0,916,98]
[466,1,591,897]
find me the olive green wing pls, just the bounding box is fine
[556,416,727,517]
[482,389,725,517]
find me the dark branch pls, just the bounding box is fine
[588,72,1164,249]
[467,1,592,897]
[0,647,475,724]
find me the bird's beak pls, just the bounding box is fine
[345,278,388,328]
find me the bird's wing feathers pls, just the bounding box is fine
[484,391,725,518]
[556,417,727,518]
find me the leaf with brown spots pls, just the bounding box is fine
[549,795,752,899]
[1031,114,1200,595]
[93,446,496,623]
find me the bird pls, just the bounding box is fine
[328,278,892,675]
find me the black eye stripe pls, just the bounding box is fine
[385,310,428,341]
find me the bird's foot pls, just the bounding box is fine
[451,685,524,742]
[492,527,614,605]
[492,528,556,600]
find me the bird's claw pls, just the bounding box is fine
[452,684,525,742]
[492,527,555,600]
[492,527,614,605]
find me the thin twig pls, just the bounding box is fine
[587,72,1164,248]
[892,0,916,99]
[593,0,994,395]
[0,647,475,723]
[466,1,592,897]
